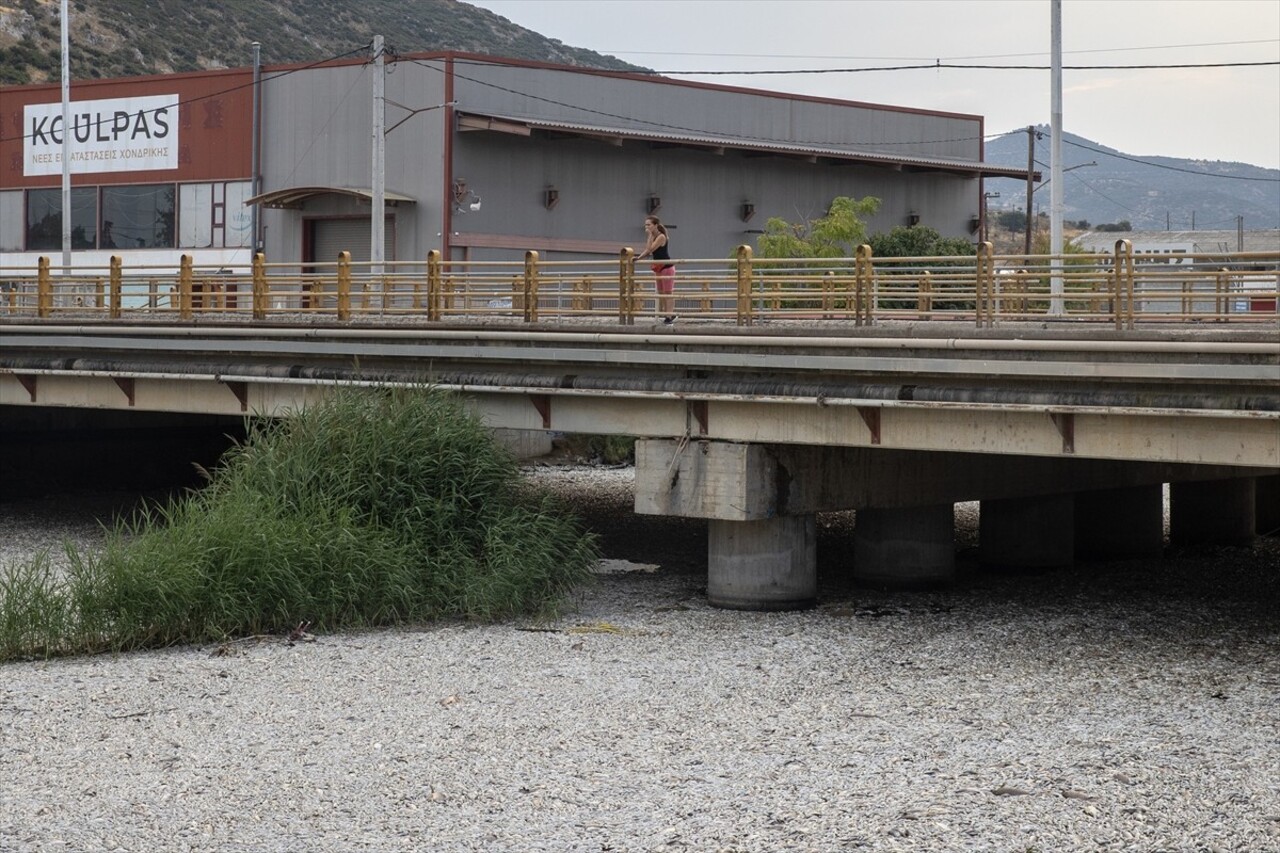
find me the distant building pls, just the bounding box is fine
[2,52,1029,271]
[1074,229,1280,258]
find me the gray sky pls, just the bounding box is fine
[463,0,1280,170]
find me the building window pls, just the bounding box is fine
[0,191,23,252]
[101,184,175,249]
[25,187,98,251]
[179,180,253,249]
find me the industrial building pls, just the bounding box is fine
[2,51,1030,270]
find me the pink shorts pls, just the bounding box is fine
[651,264,675,294]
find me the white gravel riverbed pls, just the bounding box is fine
[1,465,1278,852]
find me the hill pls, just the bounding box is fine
[983,125,1280,231]
[0,0,647,84]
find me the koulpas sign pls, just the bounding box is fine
[24,94,179,176]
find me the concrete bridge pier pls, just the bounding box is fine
[707,516,817,610]
[1074,484,1165,560]
[853,504,955,588]
[979,494,1074,569]
[1170,477,1256,547]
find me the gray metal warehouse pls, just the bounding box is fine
[1,50,1031,271]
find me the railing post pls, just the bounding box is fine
[179,254,194,320]
[736,244,753,327]
[855,244,873,326]
[336,251,352,321]
[619,248,635,325]
[427,249,442,321]
[524,250,539,322]
[918,271,932,321]
[975,241,995,327]
[1215,268,1229,322]
[1112,239,1133,330]
[252,253,267,319]
[109,256,122,319]
[37,256,52,317]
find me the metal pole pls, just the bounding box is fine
[371,35,385,277]
[250,41,262,255]
[60,0,70,270]
[1049,0,1064,316]
[1024,126,1035,260]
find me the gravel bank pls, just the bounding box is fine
[2,465,1278,852]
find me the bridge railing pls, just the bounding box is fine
[2,242,1276,328]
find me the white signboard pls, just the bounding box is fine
[24,94,179,176]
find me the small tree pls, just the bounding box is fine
[756,195,881,259]
[869,225,975,259]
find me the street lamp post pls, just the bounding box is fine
[1024,161,1097,254]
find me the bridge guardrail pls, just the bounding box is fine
[2,243,1276,328]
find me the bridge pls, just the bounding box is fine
[2,246,1278,609]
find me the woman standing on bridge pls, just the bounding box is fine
[638,215,676,324]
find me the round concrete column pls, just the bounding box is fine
[979,494,1074,569]
[1256,474,1280,538]
[707,515,816,611]
[1074,484,1164,560]
[1170,478,1255,547]
[853,504,955,588]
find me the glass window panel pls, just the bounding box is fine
[0,191,23,251]
[223,181,253,248]
[101,184,175,249]
[179,183,213,248]
[25,187,97,251]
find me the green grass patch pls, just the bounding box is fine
[0,386,599,661]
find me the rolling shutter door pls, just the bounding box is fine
[312,218,394,264]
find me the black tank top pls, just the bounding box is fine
[653,241,671,264]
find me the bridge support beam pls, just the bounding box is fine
[708,515,817,610]
[1074,484,1164,560]
[980,494,1074,569]
[853,504,955,588]
[1170,477,1256,547]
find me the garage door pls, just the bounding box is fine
[311,218,395,265]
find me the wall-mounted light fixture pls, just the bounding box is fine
[453,178,481,213]
[968,214,981,233]
[543,186,559,210]
[906,211,921,227]
[646,194,661,215]
[740,201,756,223]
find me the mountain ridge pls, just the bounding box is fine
[983,125,1279,231]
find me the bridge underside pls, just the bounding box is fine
[2,322,1276,609]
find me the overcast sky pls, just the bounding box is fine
[463,0,1280,171]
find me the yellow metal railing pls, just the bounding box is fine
[2,245,1276,328]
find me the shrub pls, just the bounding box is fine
[0,386,599,660]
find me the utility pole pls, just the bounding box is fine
[371,35,385,277]
[60,0,70,270]
[250,41,262,255]
[1024,125,1036,259]
[1237,215,1244,251]
[1048,0,1064,316]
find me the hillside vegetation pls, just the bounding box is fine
[984,125,1279,231]
[0,0,645,84]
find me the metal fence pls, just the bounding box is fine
[2,241,1277,329]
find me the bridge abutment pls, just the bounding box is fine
[1171,478,1256,547]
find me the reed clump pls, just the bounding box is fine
[0,386,598,661]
